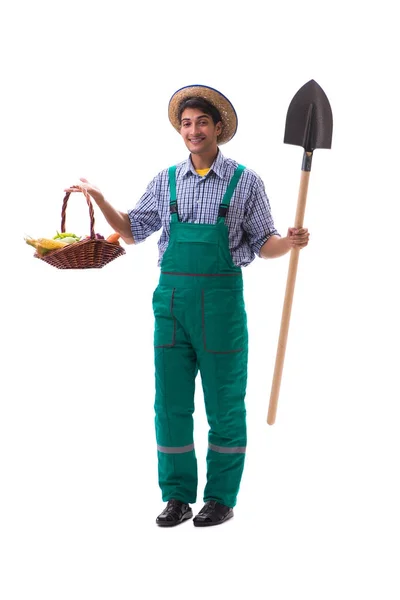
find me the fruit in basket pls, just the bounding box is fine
[53,232,81,243]
[84,233,105,239]
[56,236,80,244]
[106,232,121,245]
[24,236,69,256]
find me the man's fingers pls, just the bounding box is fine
[290,234,310,247]
[64,184,88,192]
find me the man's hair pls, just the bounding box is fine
[178,97,222,126]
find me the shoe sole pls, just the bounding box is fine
[156,510,193,527]
[193,512,234,527]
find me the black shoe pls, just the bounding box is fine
[156,499,193,527]
[193,500,234,527]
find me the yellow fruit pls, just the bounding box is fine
[25,236,68,255]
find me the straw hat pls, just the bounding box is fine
[168,84,238,145]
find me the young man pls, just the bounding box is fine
[66,85,309,528]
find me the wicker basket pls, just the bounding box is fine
[35,187,126,269]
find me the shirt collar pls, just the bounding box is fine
[178,150,230,181]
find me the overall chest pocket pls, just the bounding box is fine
[152,286,176,348]
[202,288,247,353]
[167,223,220,274]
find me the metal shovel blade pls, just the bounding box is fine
[284,80,333,152]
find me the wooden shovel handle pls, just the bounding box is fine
[267,160,311,425]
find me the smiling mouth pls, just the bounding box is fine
[189,137,205,143]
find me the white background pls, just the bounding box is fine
[1,1,400,598]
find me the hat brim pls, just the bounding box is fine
[168,84,238,145]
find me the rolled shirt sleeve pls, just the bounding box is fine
[127,178,162,244]
[243,176,280,257]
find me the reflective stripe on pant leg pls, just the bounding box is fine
[157,444,195,453]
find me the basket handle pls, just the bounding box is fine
[61,187,95,238]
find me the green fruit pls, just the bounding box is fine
[59,237,79,244]
[53,231,81,240]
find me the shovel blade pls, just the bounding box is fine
[284,80,333,152]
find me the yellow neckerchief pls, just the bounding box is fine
[196,168,210,177]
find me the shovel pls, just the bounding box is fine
[267,79,333,425]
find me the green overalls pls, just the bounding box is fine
[152,164,249,508]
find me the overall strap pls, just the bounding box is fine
[218,164,246,220]
[168,165,179,223]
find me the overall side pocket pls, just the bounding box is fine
[202,288,246,353]
[152,286,176,348]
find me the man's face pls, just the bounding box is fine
[179,108,222,156]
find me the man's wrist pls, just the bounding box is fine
[91,192,105,206]
[281,235,291,253]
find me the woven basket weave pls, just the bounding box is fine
[35,187,126,269]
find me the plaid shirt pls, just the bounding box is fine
[128,150,280,267]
